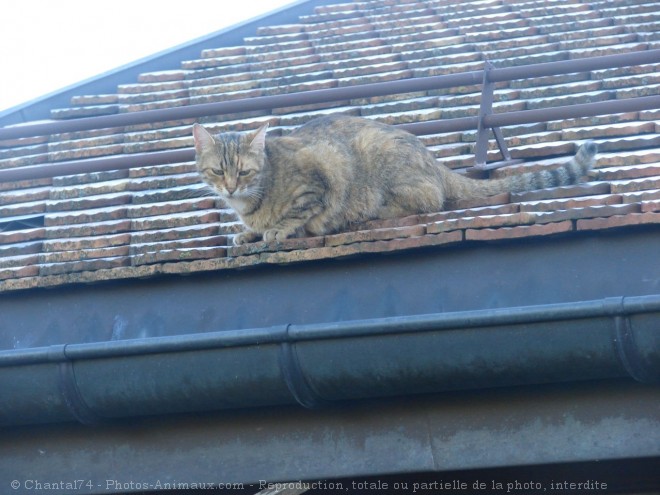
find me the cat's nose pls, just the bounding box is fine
[226,184,237,195]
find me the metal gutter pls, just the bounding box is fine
[1,294,658,426]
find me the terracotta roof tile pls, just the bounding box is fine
[546,112,641,132]
[0,240,43,258]
[125,253,204,276]
[605,5,660,18]
[465,219,574,241]
[48,143,125,162]
[118,80,190,95]
[131,246,227,267]
[609,176,660,193]
[43,219,131,240]
[601,71,660,89]
[49,127,126,145]
[599,134,660,153]
[118,88,190,105]
[129,235,227,256]
[241,230,464,266]
[0,152,49,169]
[227,236,325,257]
[598,149,660,167]
[123,136,192,153]
[119,97,192,114]
[38,256,131,276]
[45,192,133,212]
[561,121,655,140]
[621,188,660,204]
[43,233,130,252]
[52,169,130,187]
[0,201,47,218]
[616,82,660,98]
[129,184,208,204]
[519,192,625,212]
[50,104,119,120]
[125,198,218,218]
[0,142,49,161]
[44,206,129,226]
[130,210,221,231]
[256,24,306,36]
[49,179,130,200]
[429,211,536,234]
[0,186,50,206]
[130,224,223,244]
[0,253,39,270]
[1,0,659,291]
[527,202,641,224]
[325,224,426,247]
[0,227,45,245]
[642,199,660,212]
[0,265,39,281]
[597,163,660,181]
[510,182,612,202]
[138,70,189,83]
[39,245,130,264]
[577,211,660,231]
[0,132,49,149]
[446,192,512,211]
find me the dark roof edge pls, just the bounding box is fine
[1,294,659,427]
[0,0,336,127]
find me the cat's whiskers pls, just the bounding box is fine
[245,186,264,202]
[181,185,218,199]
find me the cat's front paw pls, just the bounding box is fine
[262,229,293,243]
[233,231,260,246]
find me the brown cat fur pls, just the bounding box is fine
[193,115,597,245]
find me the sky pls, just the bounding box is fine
[0,0,295,113]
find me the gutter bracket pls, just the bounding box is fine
[278,326,330,409]
[474,60,495,169]
[605,297,658,384]
[49,345,102,425]
[473,59,518,173]
[613,314,655,384]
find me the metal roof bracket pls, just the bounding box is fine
[474,59,523,173]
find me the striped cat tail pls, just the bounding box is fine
[444,141,598,201]
[505,140,598,192]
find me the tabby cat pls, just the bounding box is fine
[193,115,597,245]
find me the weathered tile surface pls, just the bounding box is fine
[1,0,659,292]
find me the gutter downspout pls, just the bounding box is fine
[1,295,658,426]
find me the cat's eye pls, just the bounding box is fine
[211,168,224,176]
[239,170,252,177]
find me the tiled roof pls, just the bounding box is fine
[1,0,659,292]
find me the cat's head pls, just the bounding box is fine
[192,123,268,201]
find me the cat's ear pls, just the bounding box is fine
[249,123,269,152]
[193,123,215,154]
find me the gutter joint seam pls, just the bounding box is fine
[55,349,103,426]
[612,313,655,384]
[278,324,330,409]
